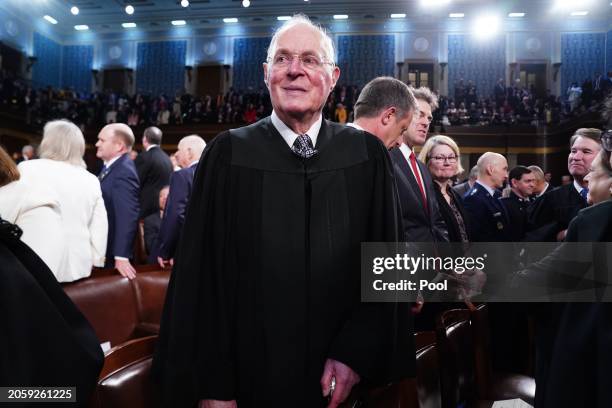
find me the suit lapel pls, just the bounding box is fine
[391,148,428,216]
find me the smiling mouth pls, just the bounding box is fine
[283,87,307,92]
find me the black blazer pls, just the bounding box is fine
[434,182,471,242]
[526,183,586,242]
[390,147,449,242]
[135,145,173,218]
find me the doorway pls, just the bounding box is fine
[196,65,224,97]
[518,63,547,99]
[406,63,434,89]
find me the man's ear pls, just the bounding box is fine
[381,107,396,126]
[330,66,340,91]
[263,62,270,88]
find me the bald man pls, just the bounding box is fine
[96,123,140,279]
[463,152,510,242]
[157,135,207,267]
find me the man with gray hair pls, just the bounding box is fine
[156,135,206,267]
[453,164,478,198]
[135,126,173,218]
[95,123,140,279]
[349,76,416,149]
[527,165,550,197]
[154,14,414,408]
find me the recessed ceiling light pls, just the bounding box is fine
[277,16,291,21]
[570,10,588,15]
[421,0,451,6]
[70,6,79,15]
[125,5,134,15]
[333,14,349,20]
[122,22,137,28]
[180,0,189,7]
[391,13,406,18]
[508,12,525,17]
[472,14,499,39]
[242,0,250,7]
[171,20,186,26]
[74,25,89,30]
[449,13,464,18]
[43,15,58,24]
[223,17,238,23]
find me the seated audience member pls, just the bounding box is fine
[144,185,169,264]
[0,217,103,405]
[419,135,471,242]
[18,120,108,282]
[157,135,206,267]
[0,146,66,276]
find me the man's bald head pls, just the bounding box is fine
[477,152,508,189]
[176,135,206,168]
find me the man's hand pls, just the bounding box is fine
[157,256,174,269]
[198,400,237,408]
[556,229,567,242]
[320,358,360,408]
[115,258,137,280]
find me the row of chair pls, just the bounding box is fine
[63,268,535,408]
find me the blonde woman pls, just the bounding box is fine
[18,120,108,282]
[419,135,471,242]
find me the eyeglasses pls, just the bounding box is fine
[430,155,458,163]
[601,129,612,152]
[267,53,334,70]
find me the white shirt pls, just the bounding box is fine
[398,143,427,199]
[271,110,322,148]
[537,182,550,197]
[573,180,587,197]
[104,155,121,168]
[347,122,364,131]
[146,144,159,152]
[476,180,497,197]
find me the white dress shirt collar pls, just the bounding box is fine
[271,110,322,149]
[573,179,585,195]
[146,144,158,151]
[347,122,364,131]
[104,155,122,168]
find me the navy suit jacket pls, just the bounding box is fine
[390,147,448,242]
[462,182,511,242]
[158,164,197,259]
[100,153,140,266]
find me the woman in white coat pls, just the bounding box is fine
[18,120,108,282]
[0,146,66,276]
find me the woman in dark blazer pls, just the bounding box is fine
[419,135,471,243]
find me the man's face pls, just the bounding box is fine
[383,110,412,149]
[175,143,191,169]
[490,158,509,189]
[403,99,432,148]
[568,136,601,179]
[512,172,536,198]
[95,128,122,162]
[584,153,612,205]
[263,24,339,121]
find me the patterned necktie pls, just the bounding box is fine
[580,188,589,201]
[98,164,109,181]
[292,134,317,159]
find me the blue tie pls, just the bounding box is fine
[99,164,109,180]
[580,188,588,201]
[291,134,317,159]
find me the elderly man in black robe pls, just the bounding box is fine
[153,14,414,408]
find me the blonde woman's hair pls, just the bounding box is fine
[40,119,86,168]
[0,145,20,187]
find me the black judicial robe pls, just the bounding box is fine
[0,219,103,407]
[153,117,415,408]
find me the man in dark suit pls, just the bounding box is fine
[463,152,510,242]
[349,76,416,150]
[95,123,140,279]
[144,185,169,264]
[390,86,448,243]
[500,166,535,241]
[528,165,551,198]
[157,135,206,267]
[135,126,173,218]
[452,164,478,198]
[527,128,602,242]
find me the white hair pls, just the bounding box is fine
[179,135,206,161]
[266,14,336,66]
[40,120,86,168]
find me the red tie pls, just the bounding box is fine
[409,151,428,211]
